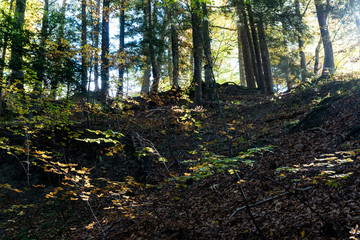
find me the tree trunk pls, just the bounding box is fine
[148,0,160,94]
[170,8,179,89]
[238,0,259,88]
[0,0,15,116]
[9,0,26,90]
[237,22,246,86]
[0,0,14,81]
[295,0,307,82]
[281,21,291,90]
[202,2,214,99]
[100,0,110,100]
[191,0,202,105]
[81,0,87,92]
[258,19,273,94]
[118,0,125,98]
[314,38,321,76]
[246,3,265,92]
[35,0,49,91]
[93,0,100,92]
[141,64,151,95]
[236,5,256,88]
[315,0,334,77]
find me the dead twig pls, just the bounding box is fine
[234,170,267,240]
[230,186,314,218]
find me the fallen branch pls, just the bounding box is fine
[230,186,314,218]
[234,170,267,240]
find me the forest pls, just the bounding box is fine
[0,0,359,239]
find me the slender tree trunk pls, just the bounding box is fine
[237,22,246,86]
[118,0,125,98]
[191,0,202,105]
[170,8,179,88]
[35,0,49,92]
[315,0,334,77]
[93,0,100,92]
[246,3,265,92]
[258,19,273,94]
[0,0,15,115]
[281,21,291,90]
[0,0,14,81]
[314,38,321,76]
[9,0,27,90]
[238,0,259,88]
[148,0,160,94]
[202,2,214,98]
[100,0,110,100]
[141,64,151,95]
[50,0,67,99]
[81,0,87,92]
[236,5,256,88]
[295,0,307,82]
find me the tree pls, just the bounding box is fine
[246,3,265,92]
[117,0,125,98]
[295,0,307,82]
[191,0,203,105]
[315,0,335,77]
[80,0,87,92]
[147,0,160,94]
[8,0,26,90]
[100,0,110,100]
[170,7,179,89]
[235,0,256,88]
[202,2,214,98]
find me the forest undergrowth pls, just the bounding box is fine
[1,79,360,239]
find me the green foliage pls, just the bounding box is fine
[170,146,274,182]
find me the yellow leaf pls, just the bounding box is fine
[301,230,305,237]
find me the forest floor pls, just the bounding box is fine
[0,78,360,239]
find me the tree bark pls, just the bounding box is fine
[170,8,179,89]
[9,0,27,90]
[118,0,125,98]
[236,5,256,88]
[258,19,273,94]
[191,0,202,105]
[0,0,15,115]
[295,0,307,82]
[202,2,214,99]
[148,0,160,94]
[246,3,265,92]
[238,0,259,88]
[100,0,110,100]
[81,0,87,92]
[315,0,334,77]
[237,22,246,86]
[314,38,321,76]
[93,0,101,92]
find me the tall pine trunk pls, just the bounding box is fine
[170,8,179,89]
[258,19,273,94]
[191,0,202,105]
[237,22,246,86]
[236,5,256,88]
[295,0,307,82]
[202,2,214,98]
[148,0,160,94]
[93,0,101,92]
[238,0,258,88]
[118,0,125,98]
[9,0,26,90]
[81,0,87,92]
[246,4,265,92]
[100,0,110,100]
